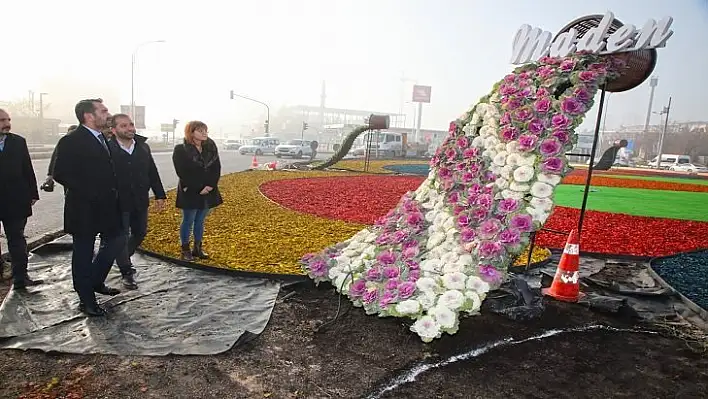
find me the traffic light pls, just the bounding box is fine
[302,122,309,131]
[172,119,179,129]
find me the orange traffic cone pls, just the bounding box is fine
[251,155,259,168]
[542,229,584,302]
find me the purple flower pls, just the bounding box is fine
[383,266,400,279]
[309,260,328,277]
[542,157,564,174]
[504,74,516,83]
[366,267,382,281]
[504,98,522,110]
[579,70,598,82]
[385,279,400,291]
[528,118,545,135]
[445,147,457,160]
[534,97,552,114]
[478,218,502,239]
[457,136,470,148]
[499,84,517,95]
[408,269,420,281]
[406,259,420,270]
[479,265,502,283]
[406,212,423,226]
[519,71,533,79]
[476,194,493,208]
[448,121,458,133]
[560,59,576,71]
[457,214,471,228]
[536,87,550,97]
[573,87,591,103]
[375,233,391,245]
[472,208,489,221]
[537,66,555,78]
[398,281,416,299]
[468,183,482,195]
[478,241,503,258]
[539,138,562,156]
[498,198,519,213]
[377,250,397,265]
[462,171,476,183]
[379,291,397,308]
[499,228,521,245]
[402,244,420,259]
[453,205,465,215]
[518,134,538,152]
[561,97,584,115]
[551,114,571,129]
[438,167,452,179]
[455,162,466,171]
[513,107,533,121]
[510,214,533,232]
[461,227,477,242]
[463,147,478,158]
[403,239,419,249]
[391,230,408,244]
[500,112,512,125]
[350,279,367,297]
[552,130,570,143]
[448,191,460,204]
[501,126,519,141]
[362,288,378,304]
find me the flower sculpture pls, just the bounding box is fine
[301,53,625,342]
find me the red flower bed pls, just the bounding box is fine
[261,175,708,257]
[568,167,708,180]
[561,174,708,192]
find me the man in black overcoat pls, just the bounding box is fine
[53,99,124,317]
[0,108,42,289]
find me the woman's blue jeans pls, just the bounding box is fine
[180,208,210,245]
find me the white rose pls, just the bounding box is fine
[509,182,530,192]
[471,136,485,147]
[418,291,437,310]
[438,290,466,310]
[512,165,534,183]
[465,291,482,313]
[484,136,500,148]
[442,216,455,230]
[395,299,421,315]
[530,181,553,198]
[537,173,562,186]
[430,305,457,329]
[518,154,537,166]
[442,272,467,290]
[530,197,554,211]
[495,143,507,152]
[442,262,464,274]
[427,232,446,249]
[506,141,520,153]
[482,149,497,160]
[328,266,342,280]
[440,252,459,265]
[495,178,510,190]
[420,259,442,273]
[425,211,436,222]
[493,152,508,166]
[466,276,490,294]
[528,206,550,223]
[416,277,440,293]
[502,189,524,200]
[500,165,514,179]
[479,125,496,137]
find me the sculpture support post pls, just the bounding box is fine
[577,84,607,239]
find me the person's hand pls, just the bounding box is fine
[31,199,38,206]
[204,186,213,192]
[199,187,210,195]
[155,199,166,211]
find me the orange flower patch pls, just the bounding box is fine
[561,174,708,193]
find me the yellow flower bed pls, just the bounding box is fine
[326,159,429,174]
[142,170,366,275]
[511,245,553,267]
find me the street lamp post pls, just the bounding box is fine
[655,97,672,169]
[39,92,48,137]
[229,90,271,136]
[131,40,166,120]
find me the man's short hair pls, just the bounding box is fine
[67,124,78,133]
[74,98,103,124]
[109,113,131,126]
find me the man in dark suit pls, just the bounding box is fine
[0,109,42,290]
[103,114,166,290]
[53,99,124,317]
[41,124,78,192]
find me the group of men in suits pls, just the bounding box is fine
[1,99,166,317]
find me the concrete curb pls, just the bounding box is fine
[1,229,66,280]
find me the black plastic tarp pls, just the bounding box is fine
[0,235,280,356]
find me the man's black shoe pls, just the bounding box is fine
[121,274,138,290]
[94,285,121,296]
[79,302,107,317]
[13,278,44,290]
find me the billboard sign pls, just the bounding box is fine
[412,85,432,103]
[120,105,146,129]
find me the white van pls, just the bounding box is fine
[238,137,280,155]
[648,154,691,169]
[352,131,404,157]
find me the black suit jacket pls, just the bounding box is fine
[108,134,167,212]
[0,133,39,220]
[53,125,122,235]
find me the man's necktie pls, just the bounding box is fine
[98,134,109,153]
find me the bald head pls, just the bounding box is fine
[0,108,11,134]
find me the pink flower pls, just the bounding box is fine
[536,87,550,97]
[406,212,423,226]
[534,97,552,114]
[408,269,420,281]
[383,265,400,279]
[537,66,555,78]
[403,239,419,249]
[479,265,502,283]
[519,71,533,80]
[366,267,382,281]
[472,208,489,222]
[499,84,518,95]
[501,126,520,141]
[552,130,570,143]
[551,114,571,129]
[376,233,391,245]
[362,288,378,304]
[478,218,502,239]
[445,147,457,160]
[377,250,397,265]
[476,194,493,208]
[385,279,400,291]
[463,147,478,158]
[513,107,533,121]
[497,198,519,213]
[560,59,576,71]
[500,112,512,125]
[518,134,538,152]
[573,87,591,103]
[510,214,533,232]
[350,279,367,297]
[542,157,564,174]
[579,70,598,82]
[461,227,476,242]
[461,172,476,183]
[457,214,471,228]
[504,97,522,111]
[453,205,465,215]
[448,121,458,133]
[456,136,470,148]
[539,138,562,156]
[309,260,328,277]
[398,281,417,299]
[499,228,521,245]
[528,118,545,135]
[448,191,460,204]
[402,244,420,259]
[478,241,503,258]
[392,230,409,243]
[561,97,584,115]
[504,74,516,83]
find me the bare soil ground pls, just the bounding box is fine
[1,279,707,399]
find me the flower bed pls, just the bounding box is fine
[322,159,429,174]
[261,175,708,258]
[570,166,708,180]
[561,174,708,192]
[141,170,366,276]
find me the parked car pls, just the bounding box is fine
[223,139,243,150]
[239,137,280,155]
[648,154,691,169]
[669,163,708,174]
[275,139,314,159]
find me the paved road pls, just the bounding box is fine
[1,150,315,250]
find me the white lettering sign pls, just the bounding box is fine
[510,11,674,64]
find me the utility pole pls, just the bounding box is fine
[643,77,659,134]
[655,96,672,169]
[39,92,48,138]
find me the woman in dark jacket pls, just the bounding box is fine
[172,121,223,261]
